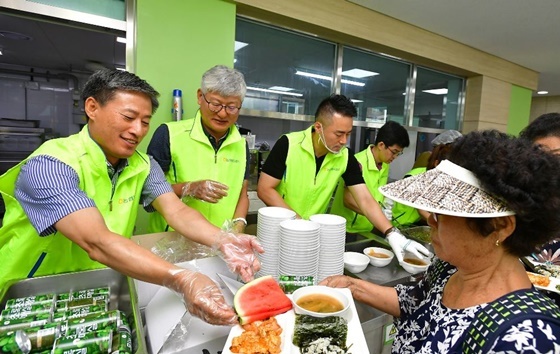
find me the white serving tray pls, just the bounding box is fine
[222,288,369,353]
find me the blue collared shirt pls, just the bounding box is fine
[15,155,172,236]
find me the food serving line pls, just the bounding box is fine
[0,233,417,353]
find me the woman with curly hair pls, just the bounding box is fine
[322,130,560,353]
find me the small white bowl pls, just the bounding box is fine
[363,247,394,267]
[400,253,430,274]
[343,252,369,273]
[292,285,350,318]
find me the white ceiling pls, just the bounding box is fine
[349,0,560,96]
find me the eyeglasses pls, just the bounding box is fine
[386,146,404,157]
[538,145,560,155]
[202,93,241,115]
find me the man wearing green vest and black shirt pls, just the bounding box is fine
[331,121,410,233]
[148,65,249,234]
[258,94,429,263]
[0,69,262,326]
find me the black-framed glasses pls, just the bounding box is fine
[202,93,241,115]
[387,146,404,157]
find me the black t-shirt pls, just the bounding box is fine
[147,123,250,179]
[261,135,364,186]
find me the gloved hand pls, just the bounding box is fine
[386,228,431,263]
[165,268,238,325]
[181,180,229,203]
[214,231,264,282]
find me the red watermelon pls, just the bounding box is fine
[234,275,293,324]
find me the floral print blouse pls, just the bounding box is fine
[391,259,560,353]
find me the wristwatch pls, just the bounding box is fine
[232,217,247,226]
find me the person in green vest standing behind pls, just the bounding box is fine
[331,121,410,234]
[147,65,250,234]
[0,69,262,325]
[258,94,430,263]
[391,129,462,227]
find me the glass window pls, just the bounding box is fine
[413,67,464,129]
[341,47,411,124]
[235,18,336,116]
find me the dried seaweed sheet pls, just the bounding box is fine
[292,314,347,349]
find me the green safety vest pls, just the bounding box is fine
[0,125,149,291]
[391,167,427,227]
[276,126,348,220]
[148,112,246,232]
[331,145,389,233]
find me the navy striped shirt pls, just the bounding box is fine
[15,155,172,236]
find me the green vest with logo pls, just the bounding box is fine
[391,167,427,227]
[331,145,389,233]
[0,126,149,291]
[148,112,246,232]
[276,126,348,220]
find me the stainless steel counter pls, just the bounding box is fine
[344,233,418,354]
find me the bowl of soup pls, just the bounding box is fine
[291,285,350,318]
[400,253,430,274]
[363,247,394,267]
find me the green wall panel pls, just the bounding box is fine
[135,0,236,148]
[133,0,236,234]
[507,85,532,135]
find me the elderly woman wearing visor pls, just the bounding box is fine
[322,130,560,353]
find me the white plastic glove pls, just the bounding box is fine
[214,231,264,282]
[386,228,431,263]
[165,268,237,325]
[181,180,228,203]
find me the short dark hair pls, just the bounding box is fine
[374,121,409,148]
[314,94,357,125]
[519,112,560,142]
[448,130,560,257]
[81,69,160,119]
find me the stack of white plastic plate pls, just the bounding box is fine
[278,219,321,281]
[309,214,347,282]
[255,207,297,278]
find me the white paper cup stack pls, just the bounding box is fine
[309,214,347,282]
[278,219,321,281]
[255,207,297,278]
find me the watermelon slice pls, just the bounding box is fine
[234,275,293,324]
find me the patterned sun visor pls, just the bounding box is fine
[379,160,515,218]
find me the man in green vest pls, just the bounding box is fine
[331,121,410,233]
[147,65,249,234]
[257,94,429,263]
[0,69,262,325]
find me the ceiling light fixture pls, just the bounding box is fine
[341,68,379,78]
[537,90,549,95]
[295,70,365,87]
[235,41,248,51]
[351,99,363,103]
[0,49,3,56]
[116,36,126,44]
[268,86,295,92]
[247,86,303,97]
[422,88,448,95]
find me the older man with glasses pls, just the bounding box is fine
[147,65,250,234]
